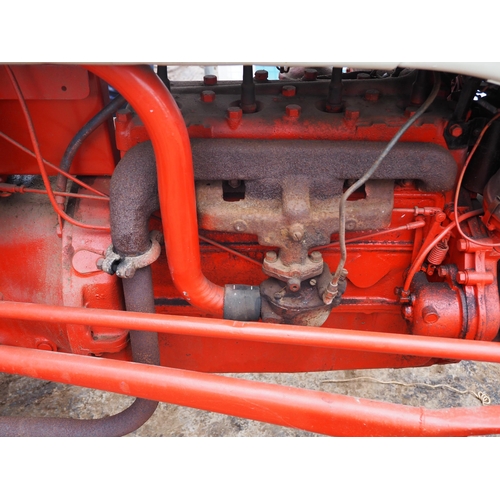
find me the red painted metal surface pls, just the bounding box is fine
[1,343,500,437]
[84,65,224,316]
[2,63,500,435]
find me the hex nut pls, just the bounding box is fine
[282,85,296,97]
[201,90,216,103]
[286,104,301,118]
[204,75,217,86]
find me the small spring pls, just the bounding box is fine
[428,240,449,266]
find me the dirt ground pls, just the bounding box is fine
[0,360,498,436]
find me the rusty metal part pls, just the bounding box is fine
[110,141,159,255]
[190,139,457,193]
[99,230,162,278]
[197,179,394,254]
[262,250,324,285]
[261,264,345,325]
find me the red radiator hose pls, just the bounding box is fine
[84,65,224,316]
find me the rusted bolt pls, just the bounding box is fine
[345,219,357,231]
[201,90,215,103]
[344,108,360,121]
[309,279,317,286]
[233,220,247,232]
[365,89,380,102]
[449,124,463,138]
[303,69,318,81]
[286,104,301,118]
[435,212,446,223]
[204,75,217,86]
[288,277,301,292]
[265,251,278,263]
[289,223,304,241]
[282,85,296,97]
[422,306,439,324]
[96,258,104,270]
[457,271,467,284]
[402,305,413,321]
[254,69,268,82]
[310,251,322,263]
[36,341,54,351]
[227,106,243,120]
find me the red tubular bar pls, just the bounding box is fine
[3,300,500,364]
[1,343,500,436]
[83,65,224,316]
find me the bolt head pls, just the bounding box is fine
[36,341,54,351]
[286,104,301,118]
[227,107,243,120]
[365,89,380,102]
[282,85,296,97]
[96,258,104,270]
[309,279,317,286]
[265,251,278,263]
[344,108,360,120]
[457,271,467,284]
[310,251,322,263]
[422,306,439,324]
[449,124,463,138]
[201,90,215,103]
[254,70,268,82]
[303,69,318,81]
[233,220,247,232]
[204,75,217,86]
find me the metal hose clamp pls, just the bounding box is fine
[98,231,163,278]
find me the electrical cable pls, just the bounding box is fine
[6,66,110,232]
[0,130,109,199]
[323,72,441,304]
[453,111,500,247]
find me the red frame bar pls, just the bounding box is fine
[83,65,224,316]
[0,342,500,436]
[2,300,500,363]
[2,300,500,435]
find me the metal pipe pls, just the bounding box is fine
[84,65,224,316]
[4,300,500,364]
[0,343,499,436]
[0,143,163,436]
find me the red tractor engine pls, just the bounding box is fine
[1,64,500,436]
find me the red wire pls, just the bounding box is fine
[403,209,484,292]
[0,130,109,199]
[453,112,500,247]
[6,66,110,232]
